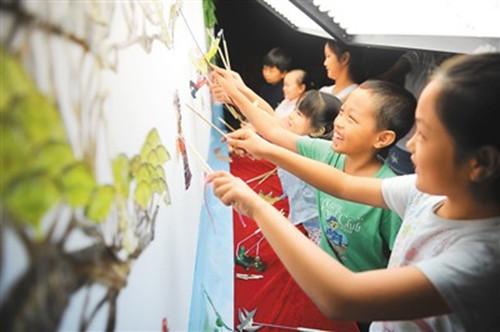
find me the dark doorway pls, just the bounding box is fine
[214,0,331,92]
[213,0,403,127]
[214,0,402,90]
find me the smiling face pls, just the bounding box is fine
[283,71,305,101]
[285,107,314,136]
[406,80,473,196]
[331,88,381,156]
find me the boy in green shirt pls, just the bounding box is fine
[211,68,415,272]
[298,137,400,271]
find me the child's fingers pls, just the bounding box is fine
[205,170,231,183]
[226,128,250,140]
[210,63,221,72]
[226,136,249,150]
[213,181,237,206]
[211,175,244,206]
[234,147,248,157]
[225,137,251,157]
[211,65,229,77]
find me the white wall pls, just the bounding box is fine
[0,1,211,330]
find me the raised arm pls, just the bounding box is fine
[212,66,300,152]
[227,128,387,208]
[234,76,275,115]
[207,171,450,321]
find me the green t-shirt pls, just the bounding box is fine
[297,137,402,272]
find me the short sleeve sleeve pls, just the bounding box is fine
[296,136,332,161]
[381,174,416,219]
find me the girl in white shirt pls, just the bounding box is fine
[320,40,363,101]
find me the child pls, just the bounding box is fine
[275,69,310,119]
[209,53,500,330]
[276,90,340,243]
[213,65,416,274]
[214,76,349,329]
[260,47,292,108]
[321,40,364,101]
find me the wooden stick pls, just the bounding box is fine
[185,103,227,138]
[185,140,214,174]
[180,9,213,80]
[246,167,277,184]
[222,37,231,70]
[225,103,245,123]
[257,167,278,186]
[194,61,214,85]
[246,169,273,183]
[217,46,229,70]
[217,116,236,132]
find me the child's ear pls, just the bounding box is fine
[340,52,351,66]
[374,130,396,149]
[310,126,326,138]
[470,146,500,182]
[298,83,306,94]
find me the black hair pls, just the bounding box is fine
[326,40,366,84]
[359,80,416,159]
[287,69,312,90]
[297,90,341,139]
[263,47,293,73]
[433,53,500,205]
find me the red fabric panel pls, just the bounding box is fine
[231,156,358,332]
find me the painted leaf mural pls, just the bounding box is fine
[0,40,172,331]
[1,0,217,330]
[85,185,116,223]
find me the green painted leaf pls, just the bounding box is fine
[60,162,97,207]
[154,165,166,181]
[134,180,152,210]
[34,141,75,177]
[155,145,171,164]
[85,185,115,223]
[5,174,60,228]
[151,178,167,195]
[130,154,142,177]
[140,142,154,161]
[14,93,66,145]
[0,123,30,193]
[146,149,160,166]
[145,128,161,147]
[0,49,35,112]
[136,162,155,184]
[112,154,130,196]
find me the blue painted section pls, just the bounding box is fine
[188,103,233,330]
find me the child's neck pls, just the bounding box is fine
[333,72,354,94]
[343,153,382,177]
[437,195,500,220]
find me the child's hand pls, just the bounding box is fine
[240,121,256,132]
[208,80,230,104]
[206,171,263,218]
[229,70,246,92]
[223,128,272,160]
[211,66,238,97]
